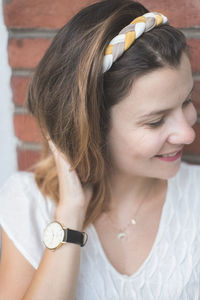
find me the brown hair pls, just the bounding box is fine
[26,0,190,229]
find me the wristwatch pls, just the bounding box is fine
[43,220,88,250]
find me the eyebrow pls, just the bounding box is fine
[138,83,195,121]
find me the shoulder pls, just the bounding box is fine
[170,161,200,212]
[0,171,56,269]
[0,171,55,218]
[178,161,200,177]
[0,171,38,200]
[174,161,200,189]
[1,171,41,198]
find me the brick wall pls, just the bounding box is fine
[3,0,200,170]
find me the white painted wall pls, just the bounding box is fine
[0,0,17,186]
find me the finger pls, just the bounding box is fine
[48,140,71,170]
[48,140,60,158]
[48,140,82,190]
[48,140,91,210]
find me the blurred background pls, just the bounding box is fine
[0,0,200,186]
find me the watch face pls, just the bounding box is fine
[43,221,65,250]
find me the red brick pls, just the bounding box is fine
[187,39,200,73]
[11,76,31,105]
[184,123,200,154]
[3,0,200,29]
[8,38,51,69]
[4,0,200,28]
[3,0,94,29]
[14,114,43,143]
[17,148,41,171]
[140,0,200,28]
[193,81,200,114]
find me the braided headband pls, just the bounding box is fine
[103,12,169,73]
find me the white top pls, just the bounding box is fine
[0,162,200,299]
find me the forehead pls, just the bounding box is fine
[112,53,193,117]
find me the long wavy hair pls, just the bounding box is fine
[26,0,190,229]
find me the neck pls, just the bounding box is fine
[107,171,166,215]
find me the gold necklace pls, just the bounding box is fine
[104,185,155,240]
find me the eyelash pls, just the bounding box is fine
[148,119,164,128]
[147,98,193,128]
[182,97,193,107]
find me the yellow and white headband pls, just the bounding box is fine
[103,12,169,73]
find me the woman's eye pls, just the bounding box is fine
[146,98,193,128]
[147,118,164,128]
[183,98,193,107]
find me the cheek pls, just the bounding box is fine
[133,131,166,158]
[107,123,166,164]
[116,129,164,159]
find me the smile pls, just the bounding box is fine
[155,150,182,162]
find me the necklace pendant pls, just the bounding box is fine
[131,218,136,225]
[117,232,127,240]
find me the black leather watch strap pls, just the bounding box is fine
[64,228,88,247]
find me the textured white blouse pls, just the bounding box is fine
[0,162,200,299]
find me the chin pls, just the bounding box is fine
[157,162,181,180]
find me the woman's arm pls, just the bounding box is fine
[24,140,92,300]
[0,141,92,300]
[22,208,85,300]
[0,228,36,300]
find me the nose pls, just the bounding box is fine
[167,113,196,145]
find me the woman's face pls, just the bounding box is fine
[106,53,197,180]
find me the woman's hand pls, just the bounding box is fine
[48,140,93,227]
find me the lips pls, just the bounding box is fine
[155,150,183,162]
[156,149,183,158]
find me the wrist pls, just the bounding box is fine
[54,207,86,231]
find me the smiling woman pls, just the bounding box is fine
[0,0,200,299]
[107,52,197,181]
